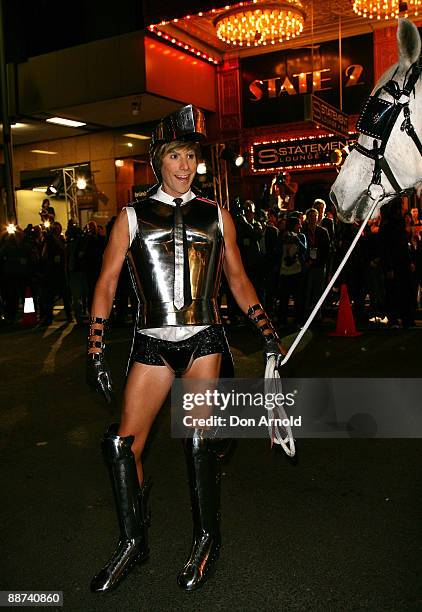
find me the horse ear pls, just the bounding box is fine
[397,18,421,69]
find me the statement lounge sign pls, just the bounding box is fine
[251,135,357,172]
[304,95,349,137]
[241,33,373,129]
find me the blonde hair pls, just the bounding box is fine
[152,140,201,172]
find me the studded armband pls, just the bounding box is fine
[87,317,108,354]
[247,303,280,343]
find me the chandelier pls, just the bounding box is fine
[214,1,306,47]
[352,0,421,20]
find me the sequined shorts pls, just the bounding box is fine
[131,325,228,374]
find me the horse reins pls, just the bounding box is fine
[354,58,422,199]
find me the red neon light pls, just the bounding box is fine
[147,26,220,64]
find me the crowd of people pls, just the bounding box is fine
[1,191,421,330]
[229,192,422,330]
[0,203,120,326]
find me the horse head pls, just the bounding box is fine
[330,19,422,223]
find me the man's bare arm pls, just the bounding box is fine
[86,209,131,402]
[88,210,130,354]
[221,207,260,313]
[221,208,285,355]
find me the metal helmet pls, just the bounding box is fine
[149,104,206,180]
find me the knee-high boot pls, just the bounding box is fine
[90,424,150,593]
[177,431,229,591]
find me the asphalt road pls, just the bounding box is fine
[1,317,421,612]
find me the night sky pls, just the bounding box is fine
[3,0,237,61]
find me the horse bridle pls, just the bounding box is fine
[354,58,422,200]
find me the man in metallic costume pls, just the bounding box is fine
[87,105,284,593]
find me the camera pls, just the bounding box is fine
[276,172,286,186]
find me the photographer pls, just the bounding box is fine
[269,171,298,211]
[39,198,56,224]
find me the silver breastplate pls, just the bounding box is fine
[127,196,224,328]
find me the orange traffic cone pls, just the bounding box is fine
[329,283,362,337]
[21,286,37,326]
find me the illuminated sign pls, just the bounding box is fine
[241,33,373,128]
[304,95,349,137]
[250,134,357,172]
[247,65,364,100]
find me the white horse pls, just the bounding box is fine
[330,19,422,222]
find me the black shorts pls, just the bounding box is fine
[131,325,228,374]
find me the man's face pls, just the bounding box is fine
[161,147,197,197]
[411,207,419,221]
[316,203,325,218]
[244,203,255,222]
[308,210,318,225]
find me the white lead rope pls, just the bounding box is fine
[266,195,381,455]
[278,196,381,368]
[265,196,383,457]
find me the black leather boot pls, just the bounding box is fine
[177,431,229,591]
[90,424,150,593]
